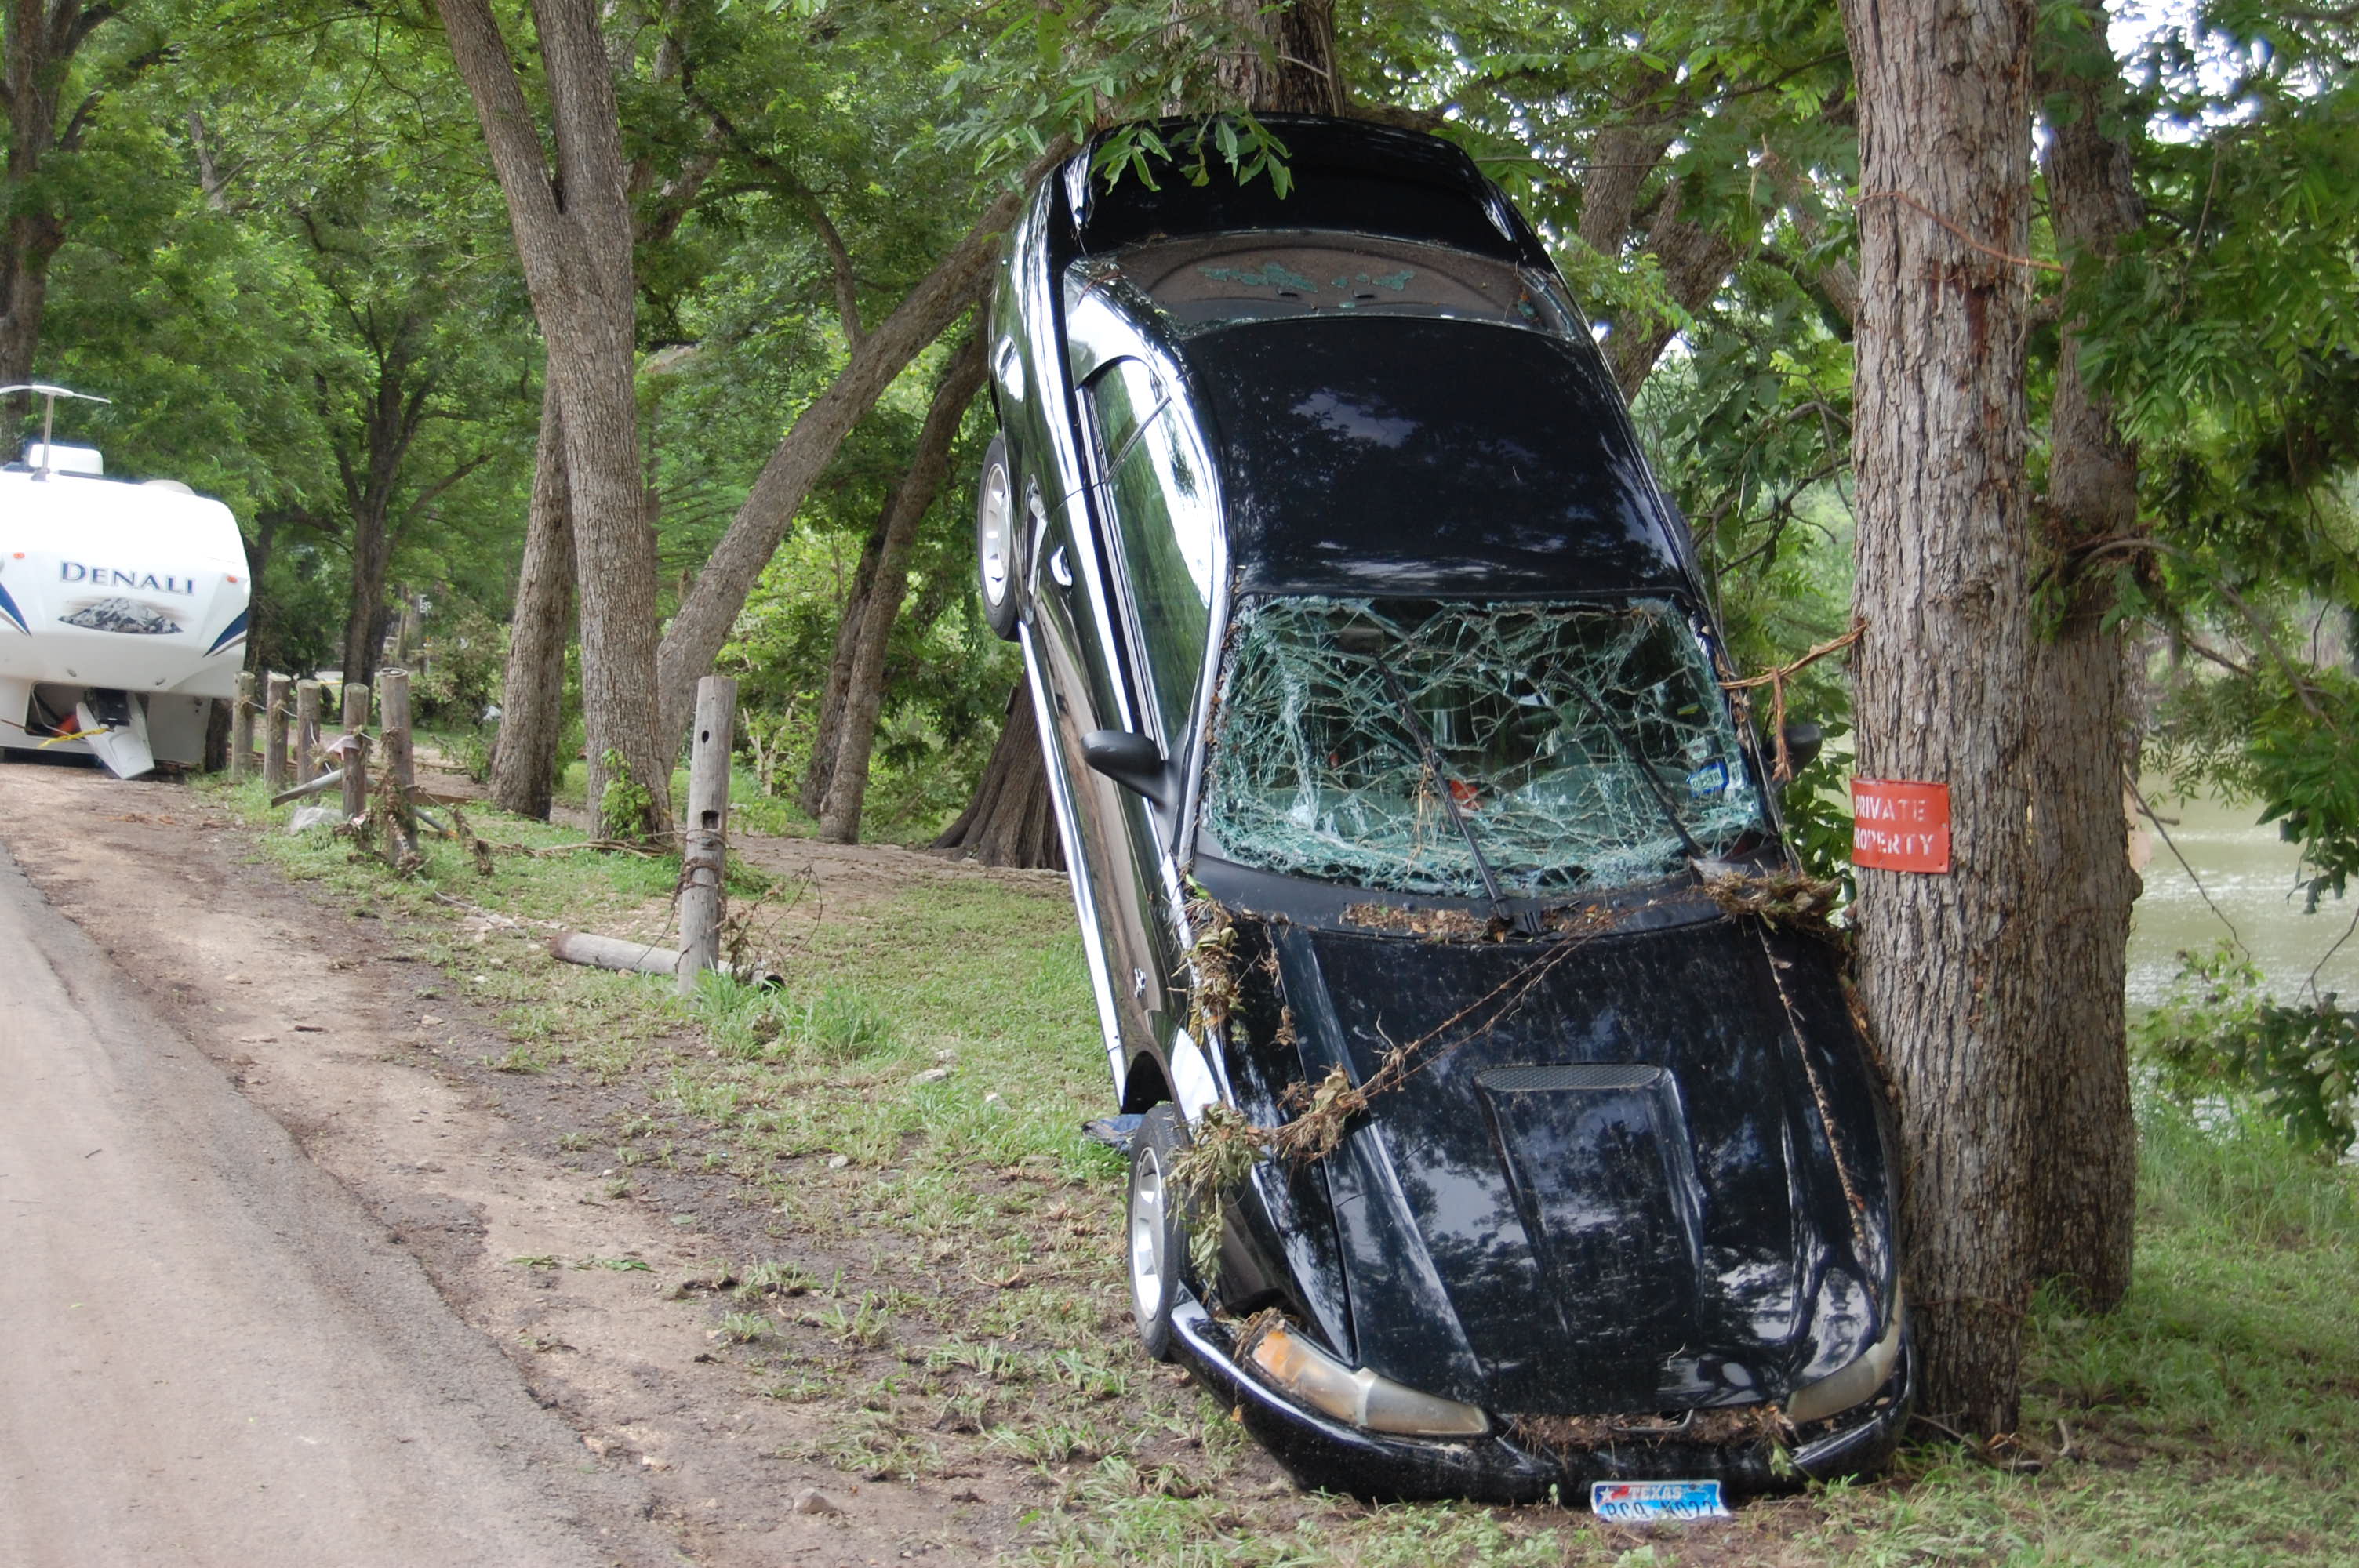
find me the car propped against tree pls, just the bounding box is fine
[975,117,1910,1503]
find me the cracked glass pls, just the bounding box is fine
[1200,597,1767,897]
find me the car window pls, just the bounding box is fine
[1200,596,1768,897]
[1103,233,1578,338]
[1089,361,1216,746]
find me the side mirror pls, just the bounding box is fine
[1779,721,1824,775]
[1082,728,1171,804]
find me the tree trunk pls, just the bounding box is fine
[2024,3,2145,1311]
[1605,178,1739,399]
[1841,0,2041,1436]
[438,0,671,842]
[1212,0,1342,114]
[242,509,284,677]
[340,492,395,686]
[932,685,1063,871]
[819,333,988,843]
[490,381,577,820]
[798,521,889,818]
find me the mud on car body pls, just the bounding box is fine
[976,116,1911,1503]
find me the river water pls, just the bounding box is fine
[2126,786,2359,1010]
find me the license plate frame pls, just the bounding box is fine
[1590,1479,1729,1522]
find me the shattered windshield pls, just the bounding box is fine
[1200,597,1768,898]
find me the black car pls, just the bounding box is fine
[974,117,1910,1504]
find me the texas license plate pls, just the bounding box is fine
[1590,1479,1729,1522]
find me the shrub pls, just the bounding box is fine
[2138,941,2359,1156]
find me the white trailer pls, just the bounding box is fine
[0,387,251,778]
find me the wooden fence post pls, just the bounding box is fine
[294,678,322,781]
[676,674,738,996]
[231,672,255,781]
[264,673,290,793]
[380,669,416,857]
[340,681,371,820]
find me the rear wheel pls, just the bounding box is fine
[1127,1104,1188,1360]
[976,433,1021,641]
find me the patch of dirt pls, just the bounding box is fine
[0,761,1074,1565]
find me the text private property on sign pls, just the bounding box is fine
[1851,779,1951,873]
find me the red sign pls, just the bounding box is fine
[1851,779,1952,873]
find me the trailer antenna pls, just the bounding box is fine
[0,383,111,481]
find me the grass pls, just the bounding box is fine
[202,772,2359,1564]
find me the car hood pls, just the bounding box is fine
[1261,911,1897,1417]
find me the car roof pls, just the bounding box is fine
[1175,314,1691,598]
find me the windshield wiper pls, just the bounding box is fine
[1365,652,1539,935]
[1529,660,1707,871]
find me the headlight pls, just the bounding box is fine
[1784,1288,1906,1425]
[1249,1324,1488,1437]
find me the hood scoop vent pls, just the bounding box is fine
[1477,1064,1706,1357]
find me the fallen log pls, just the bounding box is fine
[548,931,781,988]
[549,931,680,976]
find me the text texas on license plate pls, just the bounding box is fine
[1590,1479,1730,1522]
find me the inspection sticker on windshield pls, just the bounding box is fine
[1591,1480,1730,1522]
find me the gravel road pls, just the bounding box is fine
[0,833,668,1568]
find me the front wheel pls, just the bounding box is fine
[975,432,1021,641]
[1127,1103,1188,1360]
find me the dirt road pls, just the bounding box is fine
[0,761,1070,1568]
[0,823,678,1567]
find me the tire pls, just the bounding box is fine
[976,432,1021,641]
[1126,1103,1189,1360]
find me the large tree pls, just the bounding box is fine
[1840,0,2042,1433]
[2021,0,2145,1310]
[437,0,672,840]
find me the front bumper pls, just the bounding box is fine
[1169,1294,1913,1504]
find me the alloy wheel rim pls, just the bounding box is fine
[979,466,1012,603]
[1129,1149,1165,1316]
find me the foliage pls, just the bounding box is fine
[412,601,511,728]
[2138,942,2359,1157]
[1775,724,1858,900]
[598,747,662,844]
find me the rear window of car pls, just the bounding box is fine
[1199,595,1767,897]
[1100,231,1578,337]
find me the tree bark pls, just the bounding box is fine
[818,332,988,843]
[932,685,1063,871]
[798,520,889,818]
[1212,0,1342,114]
[1604,178,1739,399]
[489,380,577,820]
[1841,0,2041,1436]
[438,0,671,841]
[329,329,431,688]
[2024,2,2145,1311]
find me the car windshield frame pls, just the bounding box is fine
[1195,593,1770,899]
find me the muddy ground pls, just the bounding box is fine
[0,759,1196,1566]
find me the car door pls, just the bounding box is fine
[1027,350,1219,1098]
